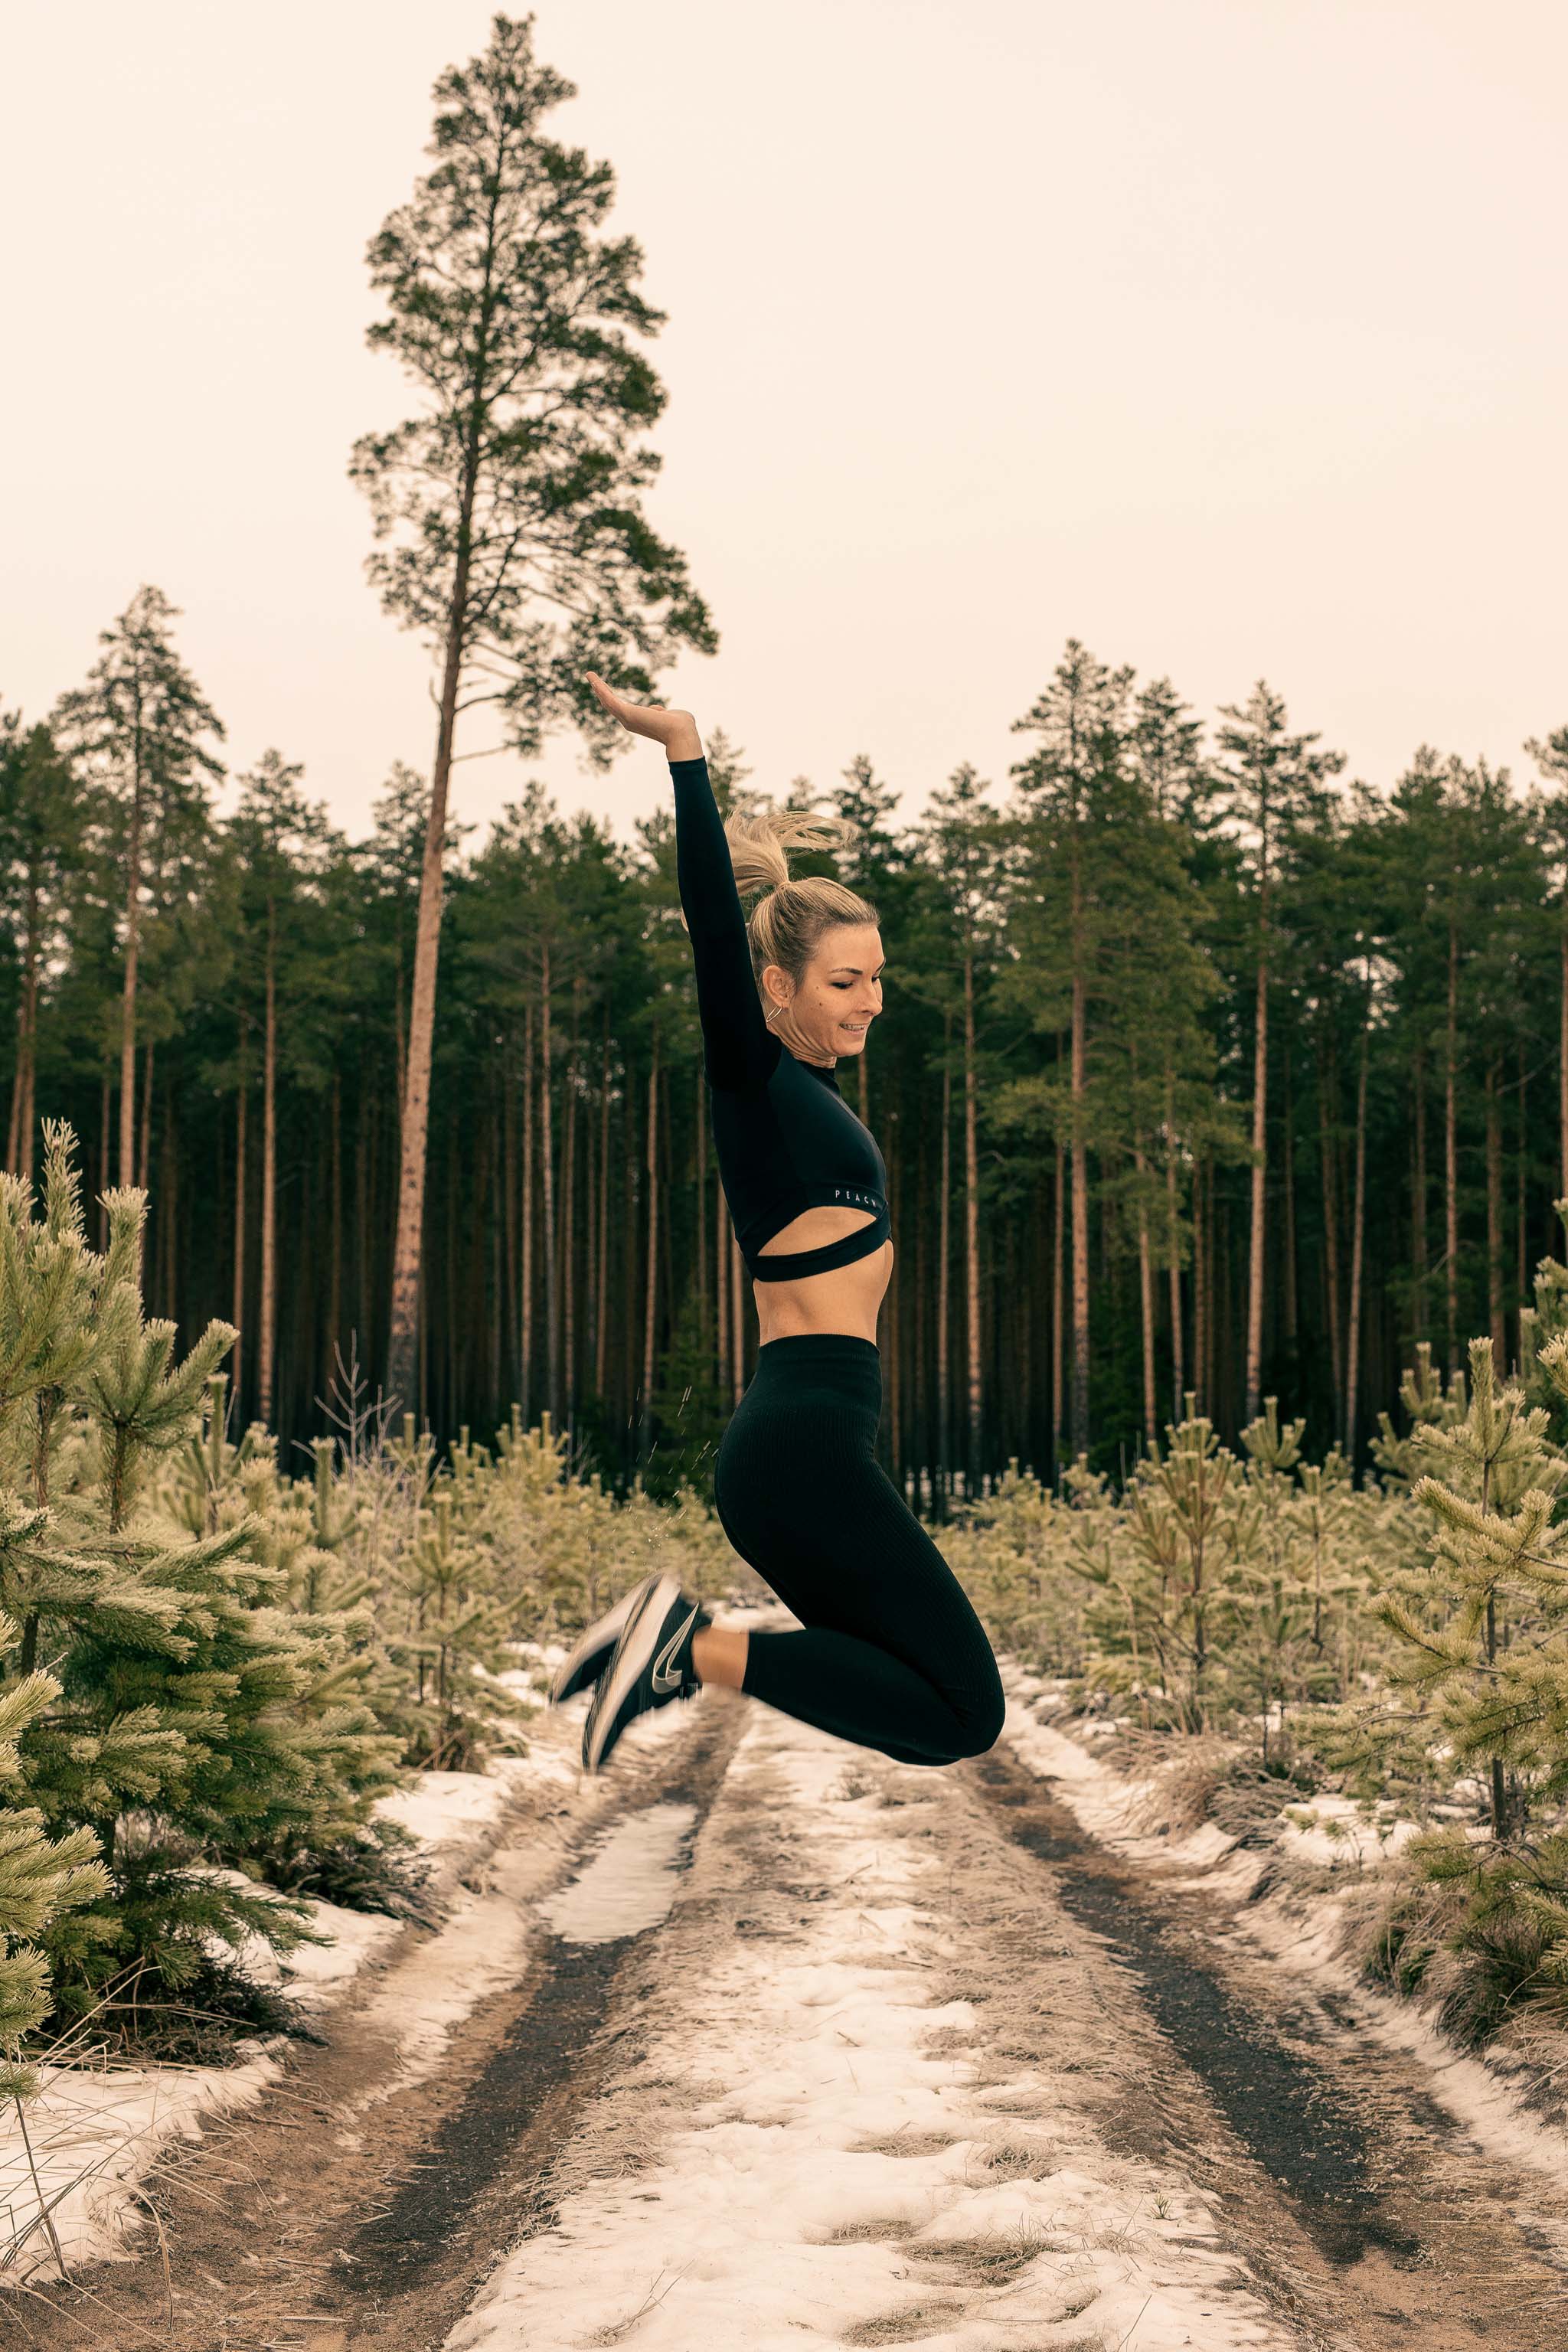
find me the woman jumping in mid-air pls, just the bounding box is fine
[550,680,1006,1776]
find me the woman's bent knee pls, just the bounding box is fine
[910,1687,1004,1767]
[956,1677,1006,1759]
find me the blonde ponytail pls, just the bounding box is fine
[681,804,879,1004]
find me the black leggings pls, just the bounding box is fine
[712,1333,1006,1767]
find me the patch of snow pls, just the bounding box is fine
[442,1707,1295,2352]
[275,1899,405,2000]
[0,2048,279,2281]
[538,1802,697,1945]
[1,1680,711,2276]
[1276,1795,1423,1868]
[998,1663,1568,2203]
[1242,1896,1568,2197]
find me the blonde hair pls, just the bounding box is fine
[684,805,879,1008]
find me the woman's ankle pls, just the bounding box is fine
[691,1623,748,1692]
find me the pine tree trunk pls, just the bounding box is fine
[562,1004,578,1419]
[622,1119,637,1442]
[574,1060,590,1417]
[20,1018,35,1182]
[937,1029,952,1511]
[1413,1044,1429,1342]
[443,1124,456,1422]
[394,936,407,1114]
[658,1056,675,1351]
[1486,1057,1505,1366]
[499,1049,517,1395]
[1070,884,1091,1461]
[596,1021,611,1403]
[138,1034,154,1192]
[1165,1114,1184,1416]
[1320,1055,1344,1439]
[384,433,481,1409]
[963,952,982,1494]
[694,1059,707,1332]
[1282,1070,1298,1357]
[1051,1138,1065,1467]
[1344,1010,1369,1459]
[419,1238,428,1422]
[159,1084,178,1327]
[328,1070,342,1387]
[539,944,558,1432]
[1134,1138,1157,1446]
[356,1082,371,1376]
[1516,1045,1527,1346]
[1021,1174,1037,1460]
[640,1036,658,1464]
[5,875,40,1180]
[1446,920,1460,1370]
[1245,900,1269,1424]
[232,1073,247,1419]
[260,902,277,1427]
[489,1063,503,1422]
[914,1139,929,1488]
[521,1001,534,1434]
[1560,915,1568,1203]
[99,1070,111,1248]
[1204,1152,1213,1411]
[119,728,144,1186]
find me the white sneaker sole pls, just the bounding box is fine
[549,1587,640,1705]
[581,1573,684,1773]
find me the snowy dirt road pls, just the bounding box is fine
[11,1669,1568,2352]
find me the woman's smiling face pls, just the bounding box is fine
[763,923,885,1062]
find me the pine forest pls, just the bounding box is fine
[5,11,1568,2342]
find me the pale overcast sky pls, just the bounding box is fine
[4,2,1564,849]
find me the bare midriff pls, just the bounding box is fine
[754,1205,893,1344]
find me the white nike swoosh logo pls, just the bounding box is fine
[651,1604,701,1694]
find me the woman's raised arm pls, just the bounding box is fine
[586,675,778,1093]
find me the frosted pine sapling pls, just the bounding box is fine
[1124,1409,1261,1732]
[2,1128,399,2039]
[0,1609,108,2099]
[1236,1400,1316,1758]
[1370,1341,1468,1494]
[1391,1338,1568,1841]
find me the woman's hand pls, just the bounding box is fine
[586,673,701,760]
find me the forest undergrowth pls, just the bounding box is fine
[6,1121,1568,2126]
[948,1217,1568,2059]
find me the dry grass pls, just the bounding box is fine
[840,2298,972,2344]
[848,2128,958,2158]
[969,2132,1059,2182]
[906,2211,1061,2284]
[533,2078,693,2203]
[822,2214,920,2243]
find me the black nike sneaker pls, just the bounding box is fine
[579,1571,712,1774]
[547,1586,643,1707]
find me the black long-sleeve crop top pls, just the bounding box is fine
[670,753,890,1282]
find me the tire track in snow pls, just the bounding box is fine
[435,1708,1303,2352]
[975,1724,1568,2350]
[2,1694,745,2351]
[342,1732,741,2311]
